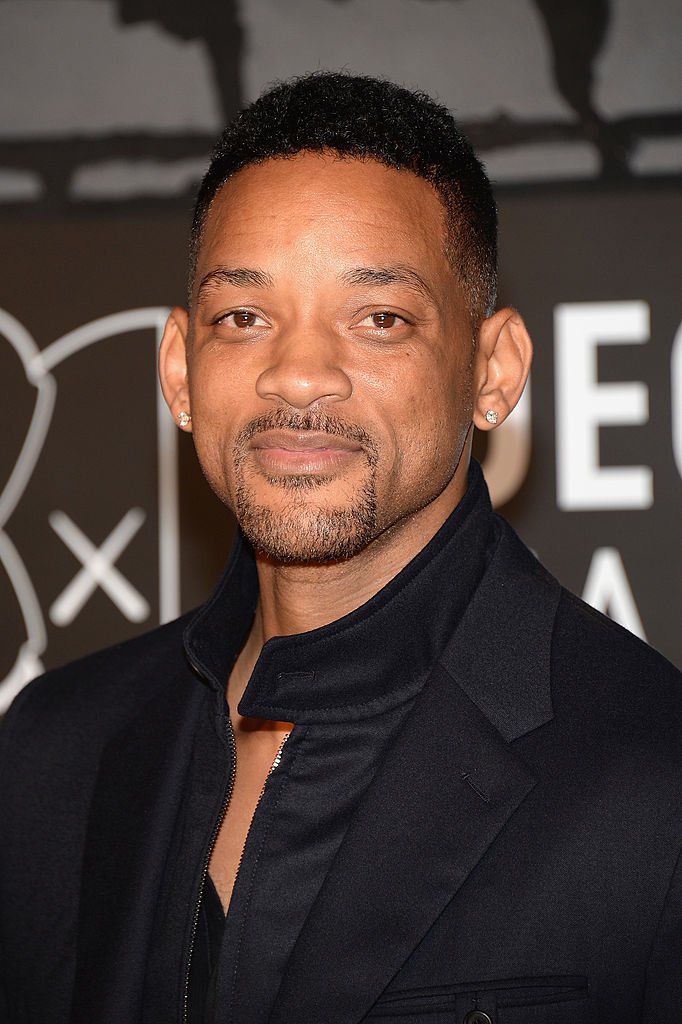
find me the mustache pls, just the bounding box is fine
[235,409,379,462]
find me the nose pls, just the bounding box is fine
[255,328,352,409]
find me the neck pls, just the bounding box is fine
[226,458,472,710]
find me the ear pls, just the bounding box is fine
[158,307,192,431]
[472,307,533,431]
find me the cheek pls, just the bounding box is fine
[397,367,473,473]
[404,367,470,434]
[188,357,248,444]
[190,422,232,503]
[186,388,240,498]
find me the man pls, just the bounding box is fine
[1,72,680,1024]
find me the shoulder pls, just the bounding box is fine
[491,515,681,739]
[494,514,680,695]
[0,611,198,776]
[552,586,681,701]
[542,586,682,787]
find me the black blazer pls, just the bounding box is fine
[1,518,681,1023]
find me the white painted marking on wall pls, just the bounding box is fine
[49,508,150,625]
[156,314,181,623]
[0,305,177,707]
[0,531,46,715]
[555,301,652,510]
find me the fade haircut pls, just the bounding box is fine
[190,72,497,324]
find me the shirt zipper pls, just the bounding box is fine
[231,730,291,887]
[181,712,236,1024]
[181,719,291,1024]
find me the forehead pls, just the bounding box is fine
[197,153,451,280]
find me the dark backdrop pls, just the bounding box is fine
[1,0,680,711]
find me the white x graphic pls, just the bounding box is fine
[49,508,150,626]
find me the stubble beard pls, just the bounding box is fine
[232,410,380,565]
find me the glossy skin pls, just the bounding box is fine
[163,155,517,597]
[160,152,531,910]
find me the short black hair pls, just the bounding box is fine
[190,71,497,323]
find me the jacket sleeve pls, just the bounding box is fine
[642,842,682,1019]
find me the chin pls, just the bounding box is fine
[235,480,378,565]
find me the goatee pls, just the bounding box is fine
[233,409,380,565]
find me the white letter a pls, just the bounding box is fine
[582,547,646,641]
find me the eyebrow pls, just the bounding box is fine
[196,263,437,306]
[340,265,437,304]
[196,266,275,304]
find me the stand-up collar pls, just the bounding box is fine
[184,460,499,723]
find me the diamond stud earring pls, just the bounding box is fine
[178,411,192,428]
[485,409,499,425]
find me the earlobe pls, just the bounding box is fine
[472,308,533,431]
[159,307,192,430]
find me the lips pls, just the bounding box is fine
[249,430,363,474]
[251,430,363,454]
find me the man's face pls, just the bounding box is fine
[185,152,476,563]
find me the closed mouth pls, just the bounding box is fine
[249,430,363,454]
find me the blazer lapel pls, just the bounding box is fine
[70,671,206,1024]
[270,524,561,1024]
[441,521,560,743]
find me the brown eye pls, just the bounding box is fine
[217,309,268,329]
[371,312,397,329]
[232,310,258,327]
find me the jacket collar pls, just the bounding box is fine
[184,460,499,722]
[438,522,558,741]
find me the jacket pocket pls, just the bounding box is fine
[367,975,588,1023]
